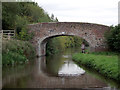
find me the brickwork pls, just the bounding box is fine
[28,22,110,56]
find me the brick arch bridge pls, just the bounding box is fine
[28,22,110,56]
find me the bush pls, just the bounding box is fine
[2,39,35,66]
[105,25,120,52]
[16,27,34,41]
[2,51,27,65]
[15,15,34,41]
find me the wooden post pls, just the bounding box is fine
[1,30,3,39]
[8,33,10,40]
[14,29,15,37]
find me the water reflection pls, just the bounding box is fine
[45,48,86,76]
[60,53,85,76]
[2,48,120,89]
[45,54,85,76]
[58,60,85,76]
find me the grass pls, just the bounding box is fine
[2,39,35,66]
[72,52,119,82]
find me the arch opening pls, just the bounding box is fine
[39,34,90,56]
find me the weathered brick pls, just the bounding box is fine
[28,22,110,56]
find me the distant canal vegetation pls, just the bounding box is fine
[46,36,89,55]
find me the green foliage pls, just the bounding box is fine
[91,52,118,56]
[46,37,61,55]
[3,51,27,65]
[2,39,35,66]
[50,14,58,22]
[105,25,120,53]
[72,53,119,81]
[16,27,34,41]
[2,2,20,29]
[46,36,84,55]
[73,36,83,47]
[2,2,58,40]
[15,15,28,34]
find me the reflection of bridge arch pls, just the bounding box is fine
[28,22,110,56]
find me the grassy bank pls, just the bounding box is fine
[2,39,35,66]
[72,52,119,82]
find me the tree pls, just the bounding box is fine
[2,2,58,40]
[2,2,20,29]
[51,14,54,21]
[105,25,120,52]
[55,17,58,22]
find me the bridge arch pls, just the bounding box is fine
[28,22,110,56]
[39,34,91,56]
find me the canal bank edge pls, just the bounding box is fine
[72,53,119,82]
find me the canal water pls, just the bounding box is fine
[2,48,120,89]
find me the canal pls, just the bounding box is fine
[2,48,120,89]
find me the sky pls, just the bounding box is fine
[35,0,119,26]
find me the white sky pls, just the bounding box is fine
[35,0,119,26]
